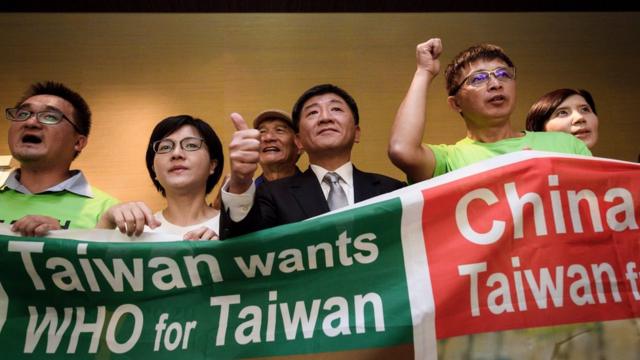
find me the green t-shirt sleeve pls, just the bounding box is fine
[102,196,120,213]
[427,143,449,177]
[91,187,120,223]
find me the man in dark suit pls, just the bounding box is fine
[220,84,404,239]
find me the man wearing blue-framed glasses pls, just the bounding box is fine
[1,81,118,236]
[389,38,591,183]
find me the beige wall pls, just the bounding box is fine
[1,13,638,210]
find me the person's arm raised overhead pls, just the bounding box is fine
[389,38,442,182]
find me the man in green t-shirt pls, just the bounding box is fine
[388,38,591,182]
[1,81,118,236]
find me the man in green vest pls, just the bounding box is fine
[1,81,118,236]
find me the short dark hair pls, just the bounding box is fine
[145,115,224,197]
[525,89,597,132]
[445,44,515,96]
[291,84,359,130]
[17,81,92,136]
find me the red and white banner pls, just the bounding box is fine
[401,151,640,344]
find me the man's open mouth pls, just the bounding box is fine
[22,134,42,144]
[488,95,505,103]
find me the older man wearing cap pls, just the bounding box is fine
[253,109,302,187]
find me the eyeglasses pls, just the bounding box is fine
[153,137,205,154]
[449,67,516,95]
[5,107,82,133]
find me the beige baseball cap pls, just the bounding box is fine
[252,109,296,132]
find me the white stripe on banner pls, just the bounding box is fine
[400,190,437,359]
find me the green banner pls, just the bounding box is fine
[0,198,413,358]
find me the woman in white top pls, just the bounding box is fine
[97,115,224,240]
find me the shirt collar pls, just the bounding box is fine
[310,162,354,187]
[2,169,94,198]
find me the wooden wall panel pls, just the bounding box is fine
[1,13,638,210]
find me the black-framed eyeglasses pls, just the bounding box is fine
[153,137,205,154]
[449,67,516,96]
[5,107,82,133]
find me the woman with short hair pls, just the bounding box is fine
[97,115,223,240]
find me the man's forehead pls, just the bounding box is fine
[20,94,73,112]
[303,93,346,108]
[464,58,510,74]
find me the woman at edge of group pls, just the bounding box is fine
[97,115,224,240]
[525,88,599,149]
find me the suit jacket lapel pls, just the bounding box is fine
[290,168,330,218]
[353,166,380,202]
